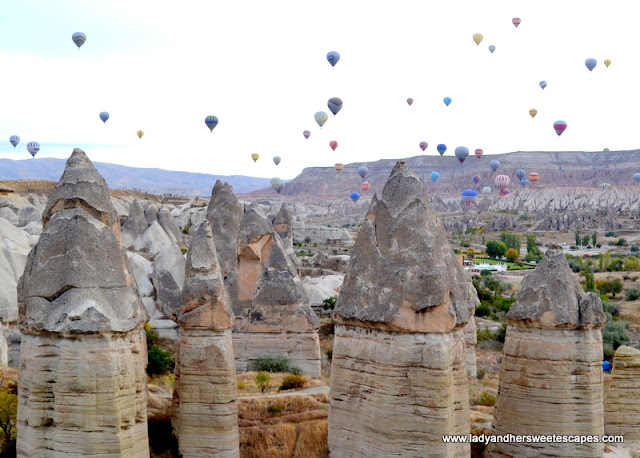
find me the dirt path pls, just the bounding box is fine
[239,385,330,400]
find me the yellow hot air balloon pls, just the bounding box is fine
[529,109,537,118]
[334,163,344,173]
[473,33,483,45]
[604,59,611,68]
[251,153,259,162]
[137,130,144,139]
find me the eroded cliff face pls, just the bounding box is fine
[605,345,640,441]
[17,149,149,457]
[329,161,478,457]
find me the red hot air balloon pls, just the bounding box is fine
[474,148,483,159]
[419,141,428,151]
[495,174,510,191]
[512,18,521,27]
[553,120,567,136]
[330,140,338,151]
[406,98,414,106]
[360,182,370,192]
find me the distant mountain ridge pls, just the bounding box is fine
[0,157,271,195]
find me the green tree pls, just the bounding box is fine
[525,251,536,263]
[500,231,521,252]
[583,267,595,292]
[495,242,507,259]
[597,278,623,297]
[582,235,590,247]
[0,378,18,445]
[575,228,581,246]
[591,231,597,247]
[486,240,498,258]
[526,234,541,257]
[255,371,271,393]
[482,275,510,299]
[505,248,519,263]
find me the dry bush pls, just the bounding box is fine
[240,420,328,458]
[291,420,328,458]
[238,395,328,428]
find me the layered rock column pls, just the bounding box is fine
[329,161,477,457]
[489,245,606,457]
[172,221,239,457]
[17,149,149,457]
[604,345,640,440]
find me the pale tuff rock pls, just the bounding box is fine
[206,180,243,280]
[605,346,640,441]
[0,217,30,326]
[489,244,605,457]
[329,161,476,457]
[292,221,354,245]
[172,221,239,457]
[17,148,149,457]
[464,318,478,378]
[273,203,298,267]
[226,203,321,377]
[302,274,344,307]
[151,243,186,321]
[122,199,183,254]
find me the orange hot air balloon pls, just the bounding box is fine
[528,172,540,183]
[334,163,344,173]
[512,17,521,28]
[529,108,537,118]
[330,140,338,151]
[361,182,370,192]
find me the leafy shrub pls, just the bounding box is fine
[0,377,18,446]
[632,246,639,252]
[326,349,333,361]
[475,303,491,318]
[495,324,507,343]
[254,355,291,373]
[476,369,486,381]
[476,328,495,342]
[625,288,640,301]
[145,323,160,347]
[181,225,190,234]
[268,404,285,415]
[473,391,496,406]
[603,301,619,317]
[278,374,308,391]
[180,248,188,254]
[289,367,302,376]
[493,297,515,313]
[605,231,617,237]
[602,314,631,359]
[237,382,247,390]
[323,296,337,311]
[255,371,271,393]
[147,345,174,375]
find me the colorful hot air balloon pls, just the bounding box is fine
[489,45,496,53]
[516,169,526,180]
[437,144,447,156]
[328,97,343,116]
[326,51,340,67]
[633,173,640,182]
[335,163,344,173]
[275,184,284,194]
[472,175,480,184]
[553,120,567,136]
[431,171,440,182]
[443,97,452,106]
[72,32,86,49]
[528,172,540,183]
[475,148,483,159]
[205,115,218,132]
[529,108,538,118]
[499,189,510,197]
[495,175,510,191]
[26,141,40,158]
[330,141,338,151]
[604,59,611,68]
[520,178,529,187]
[585,58,597,72]
[273,156,281,166]
[314,111,328,128]
[9,135,19,148]
[137,130,144,139]
[473,33,483,45]
[419,141,428,151]
[461,190,478,207]
[251,153,259,162]
[540,81,547,90]
[599,183,611,189]
[350,192,360,203]
[303,130,311,139]
[490,160,500,172]
[482,186,491,194]
[361,182,370,192]
[455,146,469,163]
[358,166,368,179]
[99,111,109,123]
[512,18,521,28]
[406,98,414,106]
[271,177,283,192]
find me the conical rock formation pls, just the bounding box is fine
[605,345,640,441]
[206,180,243,280]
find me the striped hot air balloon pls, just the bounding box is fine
[461,190,478,207]
[303,130,311,139]
[314,111,328,128]
[554,120,567,136]
[72,32,86,49]
[26,141,40,157]
[205,115,219,132]
[137,130,144,139]
[406,98,414,106]
[495,174,510,191]
[475,148,483,159]
[9,135,19,148]
[528,172,540,183]
[360,182,370,192]
[512,18,521,28]
[334,163,344,173]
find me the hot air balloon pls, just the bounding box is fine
[205,115,218,132]
[475,148,483,159]
[358,166,368,179]
[455,146,469,163]
[406,98,414,106]
[437,144,447,156]
[482,186,491,194]
[271,177,283,192]
[314,111,328,128]
[251,153,259,162]
[273,156,281,166]
[490,160,500,172]
[361,182,370,192]
[137,130,144,139]
[473,33,483,45]
[9,136,19,148]
[528,172,540,183]
[443,97,452,106]
[99,112,109,123]
[520,178,529,187]
[529,108,537,118]
[489,45,496,53]
[603,148,610,152]
[26,141,40,158]
[326,51,340,67]
[540,81,547,90]
[472,175,480,184]
[419,141,428,151]
[512,18,521,27]
[516,169,526,180]
[599,183,611,189]
[275,184,284,194]
[633,173,640,182]
[495,175,510,191]
[553,120,567,136]
[330,141,338,151]
[604,59,611,68]
[303,130,311,139]
[461,190,478,207]
[335,163,344,173]
[431,171,440,182]
[585,58,597,72]
[72,32,86,49]
[350,192,360,203]
[499,189,510,197]
[328,97,343,116]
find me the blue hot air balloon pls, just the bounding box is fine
[431,171,440,182]
[633,173,640,183]
[443,97,452,106]
[437,144,447,156]
[327,51,340,67]
[99,111,109,123]
[540,81,547,90]
[461,189,478,207]
[472,175,480,184]
[72,32,86,49]
[9,135,20,148]
[350,192,360,203]
[270,177,283,193]
[520,178,529,187]
[205,115,219,132]
[327,98,343,116]
[489,45,496,53]
[454,146,469,164]
[585,58,597,72]
[314,111,328,128]
[273,156,281,166]
[358,166,369,179]
[490,160,500,172]
[26,141,40,158]
[516,169,526,180]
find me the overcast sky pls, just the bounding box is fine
[0,0,637,179]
